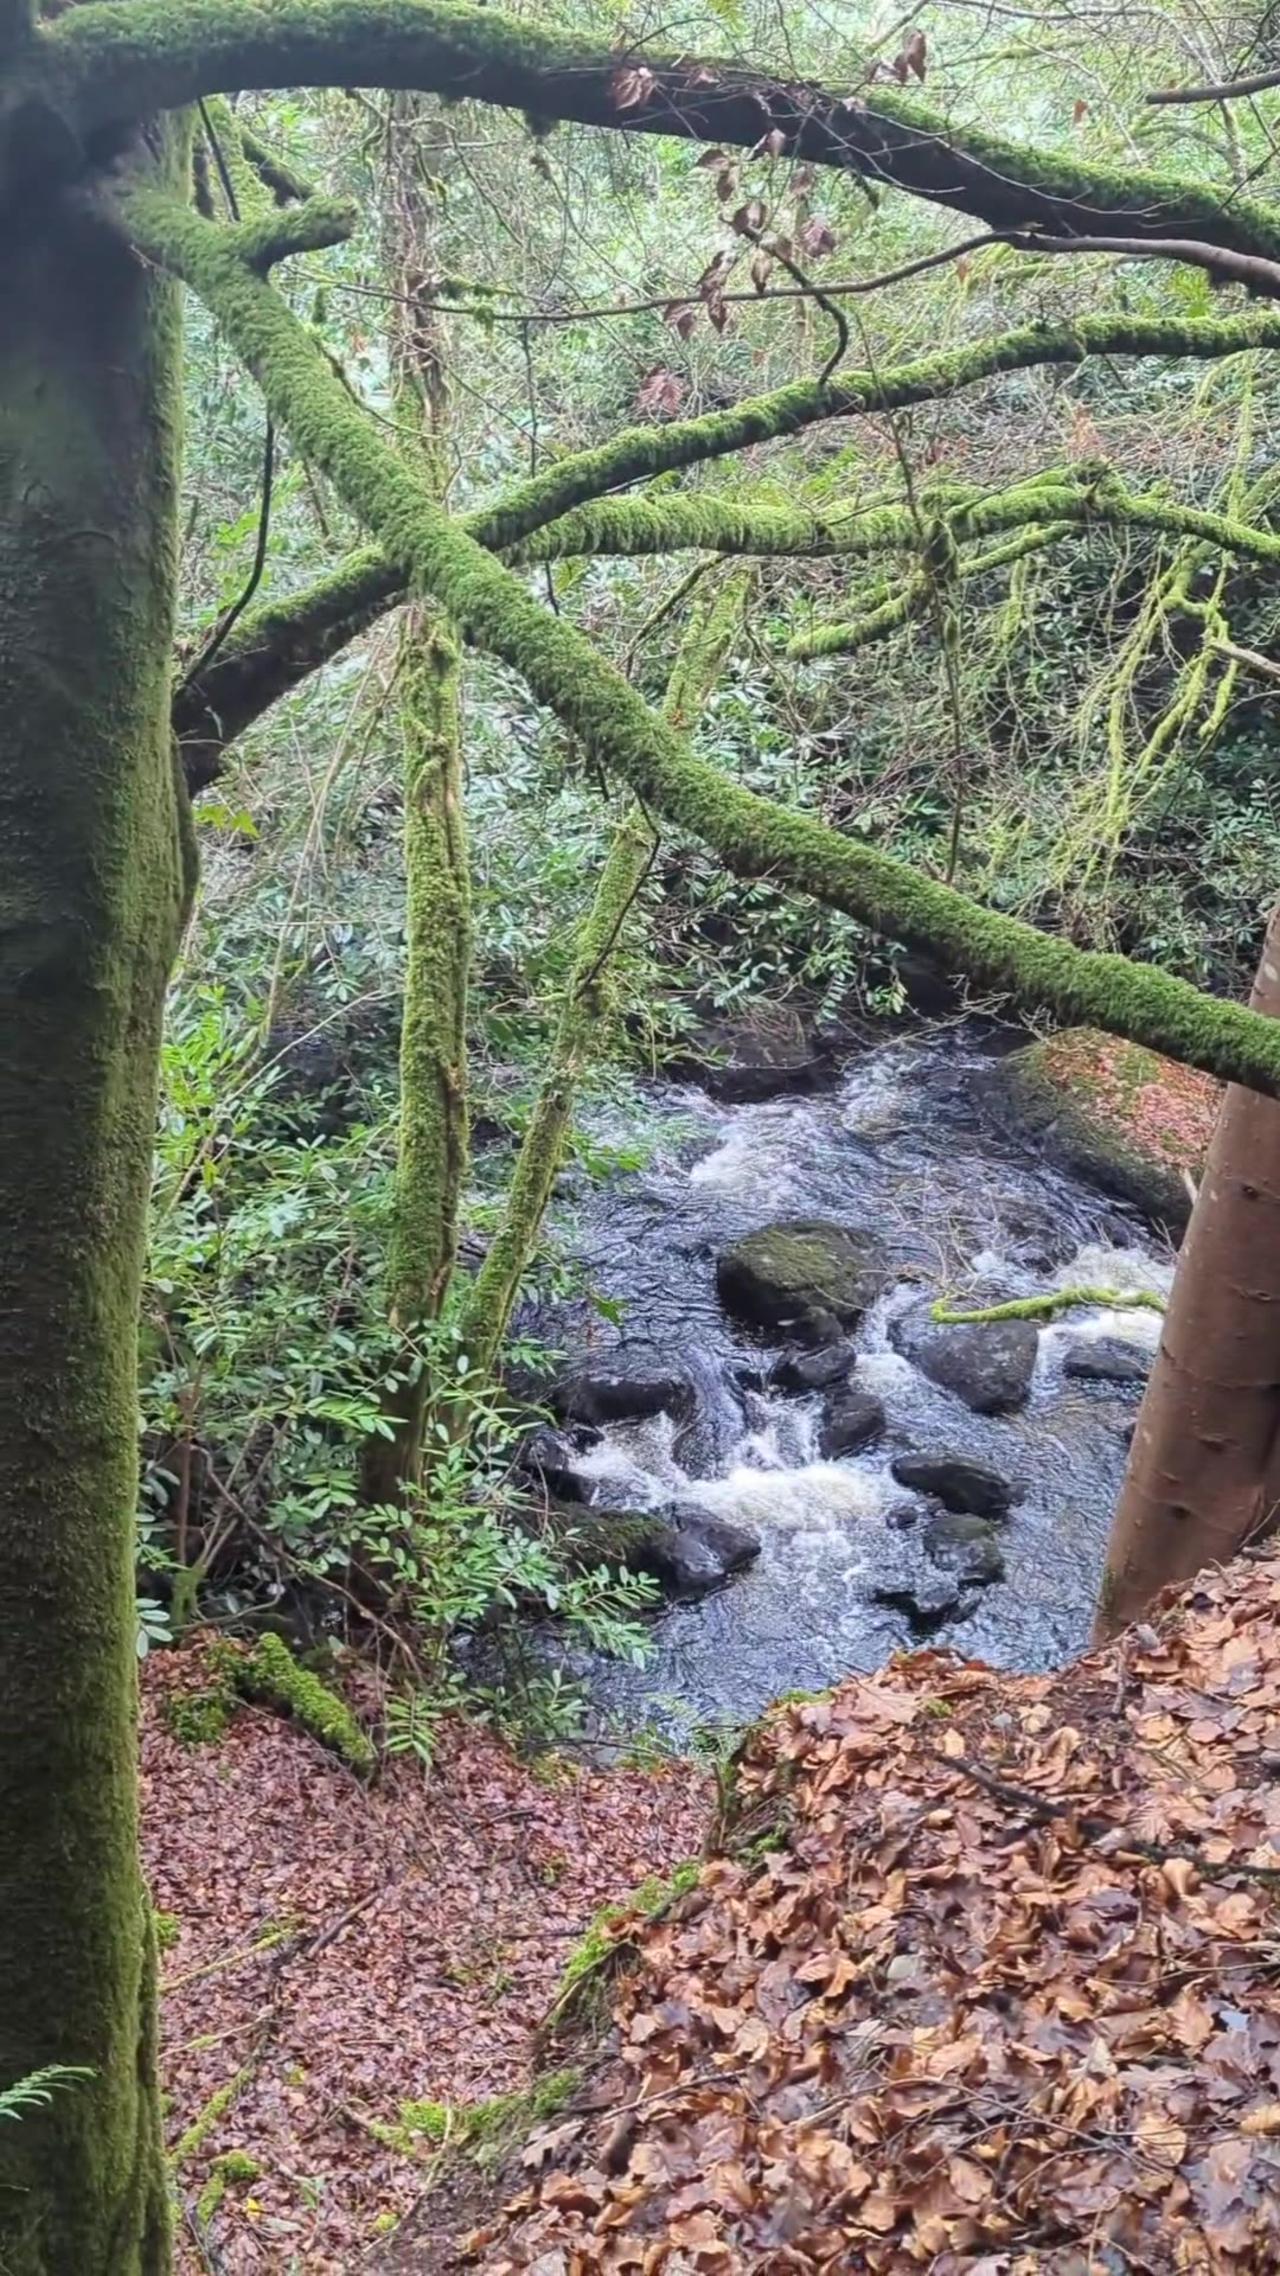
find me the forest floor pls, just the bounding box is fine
[141,1650,709,2273]
[451,1548,1280,2275]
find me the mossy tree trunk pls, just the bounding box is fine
[361,93,470,1504]
[0,122,194,2276]
[1096,904,1280,1637]
[457,571,747,1377]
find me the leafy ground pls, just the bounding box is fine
[141,1650,708,2272]
[452,1550,1280,2275]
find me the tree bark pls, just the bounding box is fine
[0,125,192,2273]
[34,0,1280,268]
[360,93,470,1505]
[456,572,748,1377]
[1096,905,1280,1638]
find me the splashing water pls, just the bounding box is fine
[547,1028,1172,1740]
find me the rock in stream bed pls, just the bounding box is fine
[715,1220,886,1344]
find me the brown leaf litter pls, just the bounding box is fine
[140,1650,708,2272]
[446,1548,1280,2274]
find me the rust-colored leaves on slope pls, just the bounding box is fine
[140,1652,707,2274]
[469,1554,1280,2273]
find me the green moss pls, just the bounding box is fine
[168,2066,251,2175]
[193,2150,259,2230]
[0,118,193,2275]
[234,1634,376,1774]
[162,1681,236,1748]
[128,189,1280,1110]
[387,612,469,1339]
[545,1863,701,2041]
[151,1912,180,1955]
[932,1287,1165,1325]
[373,2069,580,2170]
[397,2097,453,2143]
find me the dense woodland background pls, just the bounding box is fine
[154,0,1280,1718]
[12,2,1280,2268]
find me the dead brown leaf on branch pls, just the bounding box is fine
[459,1549,1280,2273]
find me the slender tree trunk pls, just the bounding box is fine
[0,126,193,2274]
[362,605,468,1497]
[457,572,747,1376]
[1095,903,1280,1638]
[361,94,470,1504]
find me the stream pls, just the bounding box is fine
[541,1024,1174,1744]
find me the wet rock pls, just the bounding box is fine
[819,1386,886,1457]
[629,1507,761,1598]
[924,1509,1006,1587]
[770,1341,857,1394]
[548,1503,759,1599]
[868,1539,966,1630]
[992,1028,1217,1233]
[908,1316,1039,1415]
[885,1500,921,1531]
[1062,1337,1151,1386]
[552,1343,696,1429]
[716,1219,886,1345]
[671,1004,836,1103]
[890,1453,1016,1519]
[516,1424,588,1503]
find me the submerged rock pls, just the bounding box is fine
[716,1219,886,1344]
[1062,1336,1151,1386]
[516,1424,592,1504]
[655,1509,762,1596]
[553,1344,696,1429]
[770,1341,857,1394]
[671,1003,836,1103]
[993,1028,1217,1232]
[818,1385,886,1457]
[899,1310,1038,1414]
[924,1508,1006,1586]
[891,1453,1016,1519]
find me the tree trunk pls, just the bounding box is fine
[457,571,747,1377]
[360,93,470,1505]
[0,126,193,2273]
[361,604,469,1499]
[1095,903,1280,1638]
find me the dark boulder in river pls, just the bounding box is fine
[716,1220,886,1345]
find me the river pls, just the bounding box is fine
[541,1024,1173,1745]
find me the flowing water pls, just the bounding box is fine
[545,1026,1174,1743]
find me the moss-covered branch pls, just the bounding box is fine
[789,524,1071,659]
[178,334,1280,783]
[789,476,1280,657]
[128,187,1280,1096]
[173,548,401,793]
[457,572,747,1375]
[29,0,1280,268]
[473,311,1280,553]
[932,1288,1165,1324]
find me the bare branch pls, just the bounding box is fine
[1007,226,1280,297]
[1147,66,1280,106]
